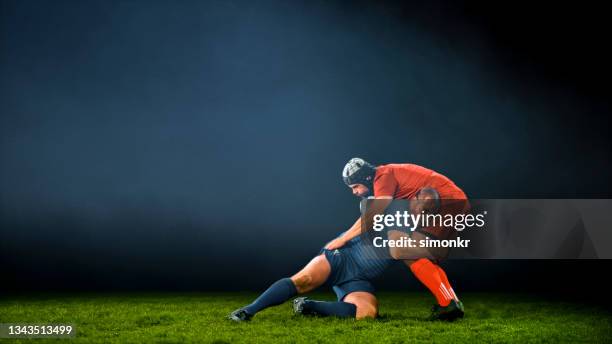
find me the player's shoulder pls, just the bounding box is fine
[374,164,393,179]
[377,163,428,173]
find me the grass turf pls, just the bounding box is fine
[0,292,610,343]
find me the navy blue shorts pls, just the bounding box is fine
[322,248,376,301]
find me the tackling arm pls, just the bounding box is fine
[325,197,393,249]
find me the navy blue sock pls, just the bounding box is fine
[244,278,297,315]
[303,300,357,318]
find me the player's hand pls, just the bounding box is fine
[325,237,347,250]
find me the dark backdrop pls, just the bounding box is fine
[1,0,610,295]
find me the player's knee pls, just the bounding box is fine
[389,246,402,260]
[290,273,313,294]
[390,246,420,260]
[345,293,378,320]
[403,259,417,267]
[355,302,378,320]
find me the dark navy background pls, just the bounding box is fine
[1,0,610,295]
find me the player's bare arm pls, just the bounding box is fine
[325,196,393,250]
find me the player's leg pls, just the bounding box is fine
[293,277,378,320]
[344,291,378,319]
[387,229,455,305]
[397,232,463,320]
[229,254,330,321]
[293,291,377,319]
[290,253,332,293]
[387,229,437,261]
[385,230,463,320]
[398,231,456,304]
[405,257,463,320]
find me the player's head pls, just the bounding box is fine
[415,187,441,213]
[342,157,377,197]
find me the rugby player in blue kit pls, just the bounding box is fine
[229,215,391,320]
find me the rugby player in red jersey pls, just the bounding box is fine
[329,158,468,320]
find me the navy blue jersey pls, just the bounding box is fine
[321,231,396,287]
[342,233,396,280]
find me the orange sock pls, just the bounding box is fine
[435,264,459,301]
[409,258,458,307]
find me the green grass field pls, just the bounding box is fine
[1,292,610,343]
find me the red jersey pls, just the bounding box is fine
[373,164,467,200]
[373,164,468,240]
